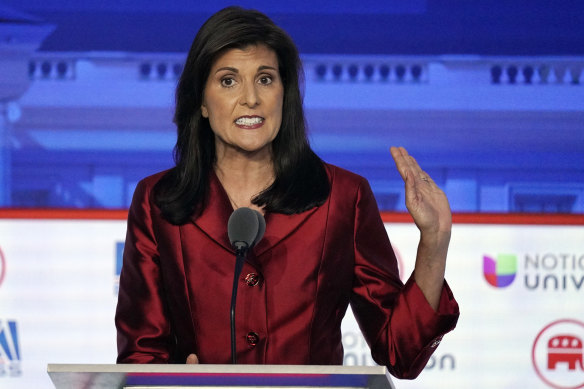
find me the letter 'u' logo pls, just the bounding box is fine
[483,254,517,288]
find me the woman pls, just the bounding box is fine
[115,6,459,379]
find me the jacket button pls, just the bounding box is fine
[245,273,260,287]
[246,331,259,347]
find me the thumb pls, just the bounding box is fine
[186,353,199,364]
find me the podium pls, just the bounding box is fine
[47,364,396,389]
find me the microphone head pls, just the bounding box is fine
[228,207,259,250]
[253,210,266,247]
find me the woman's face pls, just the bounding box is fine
[201,44,284,158]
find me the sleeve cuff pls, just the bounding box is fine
[404,275,460,339]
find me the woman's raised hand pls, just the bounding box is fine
[390,146,451,310]
[390,146,451,236]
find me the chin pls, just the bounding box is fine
[237,143,272,154]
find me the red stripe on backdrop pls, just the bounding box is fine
[381,212,584,225]
[0,208,128,220]
[0,209,583,225]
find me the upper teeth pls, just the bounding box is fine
[236,117,263,125]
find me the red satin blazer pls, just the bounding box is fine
[115,164,459,379]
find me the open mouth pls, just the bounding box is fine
[235,116,264,126]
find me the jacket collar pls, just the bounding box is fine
[192,171,318,257]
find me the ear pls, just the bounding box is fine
[201,103,208,118]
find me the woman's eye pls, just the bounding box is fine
[221,78,235,87]
[258,76,273,85]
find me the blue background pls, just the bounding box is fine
[1,0,583,213]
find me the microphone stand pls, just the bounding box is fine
[230,243,247,364]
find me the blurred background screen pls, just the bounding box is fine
[1,2,583,389]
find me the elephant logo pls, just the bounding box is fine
[533,319,584,389]
[548,335,584,371]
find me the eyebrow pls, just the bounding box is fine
[214,65,278,74]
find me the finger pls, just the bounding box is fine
[391,147,423,184]
[401,152,436,186]
[417,168,435,185]
[390,146,411,182]
[186,354,199,364]
[391,148,421,212]
[403,153,424,177]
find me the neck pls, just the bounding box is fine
[215,153,274,184]
[214,151,275,212]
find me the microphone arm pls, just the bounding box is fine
[229,242,248,364]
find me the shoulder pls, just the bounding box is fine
[129,169,171,208]
[320,164,382,236]
[324,163,369,191]
[139,170,170,189]
[323,163,376,212]
[132,170,171,197]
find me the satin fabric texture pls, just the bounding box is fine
[115,164,459,379]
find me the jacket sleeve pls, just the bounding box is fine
[349,178,459,379]
[115,178,172,363]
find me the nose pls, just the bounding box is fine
[240,80,259,108]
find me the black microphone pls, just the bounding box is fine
[227,207,265,364]
[253,209,266,247]
[228,207,260,254]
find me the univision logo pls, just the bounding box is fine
[483,254,517,288]
[0,320,21,377]
[484,252,584,291]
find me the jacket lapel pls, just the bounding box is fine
[191,172,234,253]
[191,171,321,257]
[253,206,319,257]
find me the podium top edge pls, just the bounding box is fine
[47,363,388,375]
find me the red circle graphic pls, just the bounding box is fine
[532,319,584,389]
[0,247,5,286]
[392,246,406,282]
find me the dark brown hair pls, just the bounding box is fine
[154,6,329,224]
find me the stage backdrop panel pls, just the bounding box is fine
[0,212,583,389]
